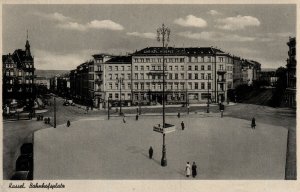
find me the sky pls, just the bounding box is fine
[2,4,296,70]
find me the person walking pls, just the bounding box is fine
[251,117,256,129]
[181,121,185,130]
[185,162,191,177]
[192,162,197,178]
[177,112,180,118]
[67,120,71,127]
[149,146,153,159]
[123,115,126,123]
[136,114,139,121]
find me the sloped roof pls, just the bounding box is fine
[106,56,132,64]
[132,47,226,56]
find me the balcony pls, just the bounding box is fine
[217,69,226,74]
[217,79,226,83]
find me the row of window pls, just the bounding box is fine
[108,92,214,101]
[6,79,33,84]
[5,63,33,69]
[5,70,33,76]
[107,82,213,90]
[106,64,232,72]
[108,73,212,80]
[134,58,185,63]
[133,56,231,63]
[108,66,131,71]
[6,87,33,92]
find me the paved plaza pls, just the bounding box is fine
[34,115,287,179]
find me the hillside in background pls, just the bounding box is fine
[35,70,69,78]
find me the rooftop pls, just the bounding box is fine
[106,56,132,64]
[132,47,227,56]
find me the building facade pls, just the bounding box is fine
[104,56,132,107]
[285,37,296,108]
[2,38,35,106]
[232,56,243,88]
[131,47,234,105]
[241,59,261,86]
[69,46,264,108]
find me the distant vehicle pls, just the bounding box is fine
[67,99,75,106]
[63,101,70,106]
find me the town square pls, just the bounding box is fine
[2,3,296,185]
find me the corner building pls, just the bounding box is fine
[2,38,35,106]
[131,47,233,105]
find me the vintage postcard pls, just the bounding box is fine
[1,0,299,192]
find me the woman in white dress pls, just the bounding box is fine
[186,162,191,177]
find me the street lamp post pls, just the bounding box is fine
[53,97,56,128]
[117,77,124,116]
[157,23,170,167]
[206,75,210,113]
[107,97,110,120]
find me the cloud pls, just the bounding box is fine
[34,49,94,70]
[177,31,255,42]
[126,32,156,39]
[87,20,124,30]
[207,10,221,15]
[57,22,86,31]
[33,12,72,22]
[174,15,207,28]
[216,15,260,30]
[58,19,124,31]
[34,12,124,31]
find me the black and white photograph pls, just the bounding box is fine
[1,1,298,191]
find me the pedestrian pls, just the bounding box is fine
[67,120,71,127]
[192,162,197,178]
[149,146,153,159]
[136,114,139,121]
[181,121,185,130]
[177,112,180,118]
[219,103,224,118]
[251,117,256,129]
[48,117,50,124]
[185,162,191,177]
[123,115,126,123]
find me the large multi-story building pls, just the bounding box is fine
[2,37,35,107]
[69,46,263,108]
[104,56,132,107]
[285,37,296,108]
[232,56,243,88]
[241,59,261,86]
[131,47,233,104]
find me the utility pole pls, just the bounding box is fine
[207,75,210,113]
[157,23,170,167]
[117,77,124,116]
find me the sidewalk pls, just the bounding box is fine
[73,102,237,111]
